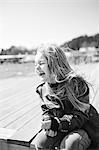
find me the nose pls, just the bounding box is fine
[35,64,41,71]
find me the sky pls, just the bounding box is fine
[0,0,98,49]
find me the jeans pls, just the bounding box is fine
[32,129,91,150]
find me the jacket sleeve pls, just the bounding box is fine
[58,77,90,132]
[36,83,47,112]
[59,109,88,132]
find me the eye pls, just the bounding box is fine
[39,61,46,65]
[34,61,45,67]
[40,62,45,65]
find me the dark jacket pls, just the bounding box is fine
[36,76,94,142]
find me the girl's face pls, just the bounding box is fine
[35,52,55,83]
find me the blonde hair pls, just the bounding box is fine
[37,44,73,82]
[37,44,90,113]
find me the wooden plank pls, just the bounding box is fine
[0,76,42,149]
[0,76,41,131]
[7,105,42,144]
[0,128,16,139]
[0,139,36,150]
[0,94,34,122]
[7,143,35,150]
[0,104,42,148]
[0,101,40,129]
[0,87,33,105]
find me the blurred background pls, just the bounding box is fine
[0,0,98,78]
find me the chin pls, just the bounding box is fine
[40,77,46,82]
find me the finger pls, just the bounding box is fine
[41,120,51,129]
[42,115,50,121]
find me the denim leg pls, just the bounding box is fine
[60,129,91,150]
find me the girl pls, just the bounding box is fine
[33,44,92,150]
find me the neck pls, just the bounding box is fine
[47,76,56,84]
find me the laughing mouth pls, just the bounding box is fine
[38,72,45,76]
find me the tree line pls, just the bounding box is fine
[0,46,37,55]
[0,33,99,55]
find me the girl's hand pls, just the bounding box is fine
[41,114,51,130]
[41,119,51,130]
[45,129,57,137]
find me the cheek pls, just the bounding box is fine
[43,67,50,76]
[42,64,49,71]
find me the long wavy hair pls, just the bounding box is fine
[37,44,73,81]
[36,44,90,113]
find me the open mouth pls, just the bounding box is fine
[39,72,45,76]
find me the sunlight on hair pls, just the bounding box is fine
[37,44,73,82]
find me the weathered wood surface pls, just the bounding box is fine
[0,76,42,149]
